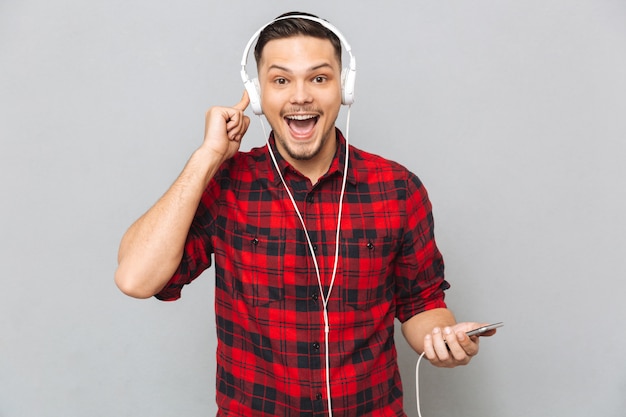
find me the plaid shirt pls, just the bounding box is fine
[156,129,449,416]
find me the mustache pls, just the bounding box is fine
[280,107,323,117]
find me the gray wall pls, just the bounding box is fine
[2,0,625,416]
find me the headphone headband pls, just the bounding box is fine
[240,14,356,115]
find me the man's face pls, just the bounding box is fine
[258,35,342,167]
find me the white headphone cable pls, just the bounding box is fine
[255,105,351,417]
[415,351,427,417]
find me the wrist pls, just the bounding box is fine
[194,145,225,164]
[188,146,226,186]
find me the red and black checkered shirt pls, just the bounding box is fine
[156,129,449,416]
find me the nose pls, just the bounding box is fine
[290,80,313,105]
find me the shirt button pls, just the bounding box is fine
[312,244,318,253]
[315,392,323,400]
[312,342,320,350]
[311,293,319,301]
[307,195,314,203]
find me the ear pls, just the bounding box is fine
[244,77,263,115]
[341,67,356,105]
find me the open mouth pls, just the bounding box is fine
[285,114,319,137]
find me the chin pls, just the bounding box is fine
[282,140,322,161]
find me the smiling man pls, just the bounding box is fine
[115,12,495,417]
[259,35,341,183]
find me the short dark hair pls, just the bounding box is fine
[253,12,342,66]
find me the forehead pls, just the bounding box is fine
[258,35,340,69]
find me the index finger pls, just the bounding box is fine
[233,90,250,111]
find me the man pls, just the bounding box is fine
[115,12,495,416]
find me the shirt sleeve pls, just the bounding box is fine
[394,172,449,322]
[154,177,220,301]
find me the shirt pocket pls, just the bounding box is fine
[341,236,396,311]
[228,230,285,307]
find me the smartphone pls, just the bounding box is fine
[466,322,503,337]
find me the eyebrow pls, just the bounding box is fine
[267,63,335,73]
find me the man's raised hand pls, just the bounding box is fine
[202,91,251,162]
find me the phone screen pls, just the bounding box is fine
[466,322,503,337]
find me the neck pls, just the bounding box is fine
[276,131,338,185]
[291,155,333,185]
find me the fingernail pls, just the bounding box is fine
[444,327,452,335]
[433,327,441,334]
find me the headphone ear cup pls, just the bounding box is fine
[244,78,263,115]
[341,67,356,105]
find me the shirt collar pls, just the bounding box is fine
[266,128,358,187]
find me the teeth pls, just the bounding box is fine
[286,114,316,121]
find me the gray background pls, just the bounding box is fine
[1,0,625,416]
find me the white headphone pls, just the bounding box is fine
[240,14,357,115]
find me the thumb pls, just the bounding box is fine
[233,90,250,111]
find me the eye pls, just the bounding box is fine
[313,75,327,83]
[274,77,288,85]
